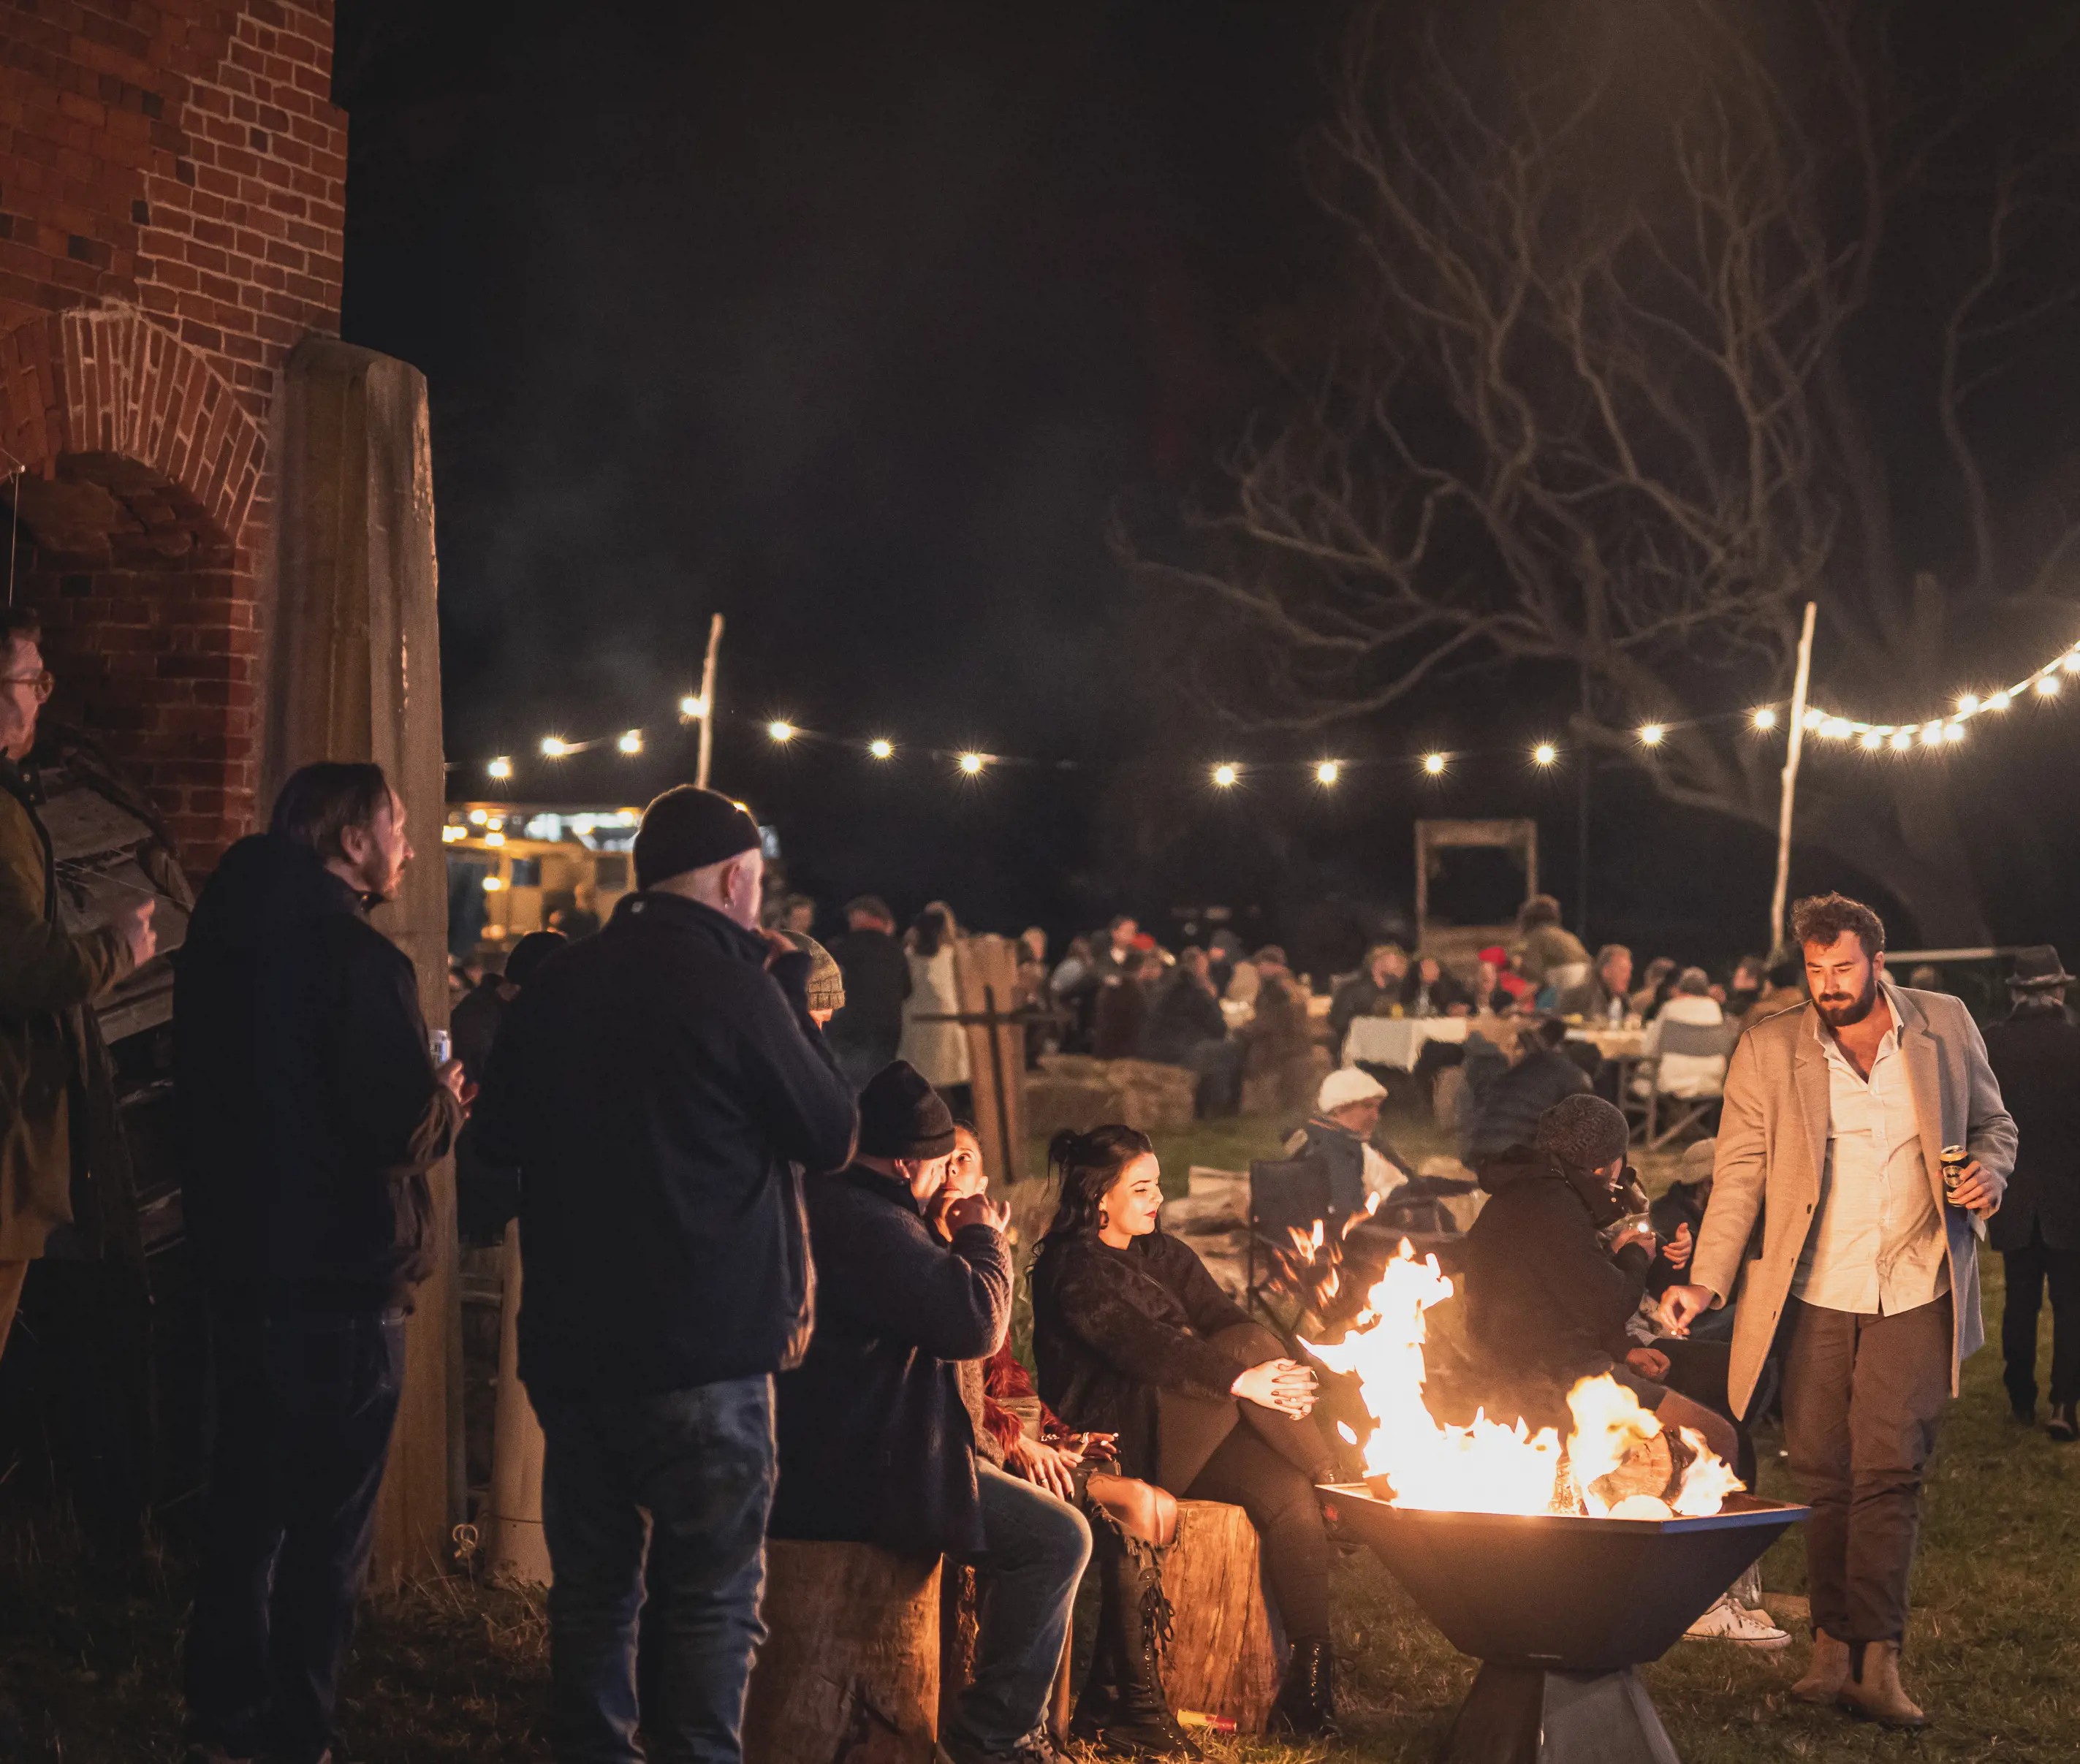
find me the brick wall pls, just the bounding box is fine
[0,0,344,864]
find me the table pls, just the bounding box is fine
[1343,1014,1470,1071]
[1567,1025,1647,1062]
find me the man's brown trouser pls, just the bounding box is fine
[1781,1294,1952,1646]
[0,1259,27,1361]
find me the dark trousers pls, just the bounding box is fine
[2000,1228,2080,1410]
[1185,1423,1332,1644]
[1780,1295,1952,1647]
[1655,1337,1758,1487]
[950,1461,1093,1751]
[534,1374,776,1764]
[184,1301,406,1764]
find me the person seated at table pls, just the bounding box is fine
[1030,1127,1343,1738]
[1636,967,1730,1099]
[930,1126,1200,1761]
[770,1064,1091,1764]
[1238,947,1315,1113]
[1093,947,1164,1059]
[1555,944,1633,1025]
[1328,943,1408,1057]
[1515,895,1591,1000]
[1476,944,1534,1006]
[1457,1015,1591,1174]
[1402,954,1472,1019]
[1144,946,1242,1117]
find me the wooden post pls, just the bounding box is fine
[485,1220,550,1586]
[1769,601,1818,954]
[268,338,457,1586]
[694,612,723,791]
[952,935,1028,1187]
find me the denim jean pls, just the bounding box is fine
[534,1375,777,1764]
[949,1461,1093,1752]
[184,1301,407,1764]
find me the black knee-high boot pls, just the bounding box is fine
[1070,1518,1199,1760]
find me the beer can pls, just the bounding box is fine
[430,1028,452,1066]
[1940,1144,1968,1202]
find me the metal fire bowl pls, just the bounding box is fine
[1321,1486,1808,1672]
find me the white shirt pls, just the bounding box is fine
[1792,1000,1949,1315]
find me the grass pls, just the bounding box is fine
[5,1098,2077,1760]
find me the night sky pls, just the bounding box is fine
[337,0,2080,978]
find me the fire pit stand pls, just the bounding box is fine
[1321,1487,1807,1764]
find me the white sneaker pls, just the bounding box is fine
[1685,1592,1792,1648]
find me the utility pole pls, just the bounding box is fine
[1769,601,1818,954]
[694,612,723,790]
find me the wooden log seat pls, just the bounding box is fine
[1157,1499,1283,1733]
[743,1541,941,1763]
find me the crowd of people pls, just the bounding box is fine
[4,587,2075,1759]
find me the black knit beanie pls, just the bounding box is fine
[857,1060,957,1160]
[1533,1093,1631,1174]
[633,786,761,890]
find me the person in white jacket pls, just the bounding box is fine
[898,901,972,1100]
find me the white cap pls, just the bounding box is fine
[1318,1067,1389,1113]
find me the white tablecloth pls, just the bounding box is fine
[1343,1014,1470,1071]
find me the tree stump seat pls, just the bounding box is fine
[1157,1497,1283,1733]
[743,1540,942,1763]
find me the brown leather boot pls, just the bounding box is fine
[1790,1628,1851,1703]
[1837,1640,1927,1727]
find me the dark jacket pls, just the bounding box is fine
[474,890,857,1395]
[1460,1146,1652,1427]
[1553,973,1624,1022]
[770,1164,1011,1556]
[1402,967,1472,1017]
[1030,1228,1255,1488]
[1092,972,1150,1060]
[1328,972,1397,1053]
[448,973,509,1085]
[1286,1114,1413,1225]
[1457,1033,1592,1166]
[175,834,460,1309]
[824,925,911,1073]
[0,759,134,1261]
[1983,1000,2080,1254]
[1143,969,1229,1065]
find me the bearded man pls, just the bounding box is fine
[1663,893,2013,1728]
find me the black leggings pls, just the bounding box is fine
[1183,1422,1332,1645]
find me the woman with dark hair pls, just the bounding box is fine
[1029,1128,1342,1738]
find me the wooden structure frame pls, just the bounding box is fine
[1414,818,1538,962]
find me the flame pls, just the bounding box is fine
[1306,1245,1745,1519]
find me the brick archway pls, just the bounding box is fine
[2,305,264,864]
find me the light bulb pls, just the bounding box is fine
[1889,730,1913,751]
[539,736,569,759]
[1533,742,1557,767]
[617,730,642,755]
[482,875,503,892]
[1944,722,1965,743]
[1802,707,1824,729]
[1752,707,1777,730]
[767,721,796,742]
[2036,673,2061,696]
[1422,753,1446,775]
[487,756,513,780]
[679,694,709,720]
[958,752,986,775]
[1956,693,1980,715]
[1212,764,1240,788]
[1639,723,1665,746]
[1315,760,1340,786]
[1921,723,1943,746]
[1860,731,1883,750]
[1989,691,2011,710]
[869,739,894,759]
[1821,718,1853,740]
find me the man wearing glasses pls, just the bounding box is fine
[0,606,157,1357]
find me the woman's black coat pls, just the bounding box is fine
[1029,1228,1256,1490]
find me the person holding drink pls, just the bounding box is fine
[1662,894,2013,1728]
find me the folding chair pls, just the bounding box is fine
[1642,1019,1741,1149]
[1245,1154,1333,1336]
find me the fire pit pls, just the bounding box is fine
[1322,1485,1808,1763]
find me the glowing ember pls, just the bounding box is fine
[1305,1244,1745,1519]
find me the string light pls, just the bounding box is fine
[1889,730,1913,752]
[1315,760,1340,785]
[487,756,513,780]
[1752,707,1777,730]
[539,736,569,759]
[1212,763,1240,788]
[484,829,505,847]
[767,721,797,743]
[482,875,503,892]
[2036,673,2061,696]
[1532,742,1558,766]
[616,729,643,755]
[1956,693,1980,715]
[1988,691,2011,710]
[1861,731,1883,750]
[1422,753,1446,775]
[679,694,709,720]
[468,808,490,826]
[869,738,895,759]
[957,752,987,775]
[1945,722,1966,742]
[1639,723,1666,747]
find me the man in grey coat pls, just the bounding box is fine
[1664,894,2013,1730]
